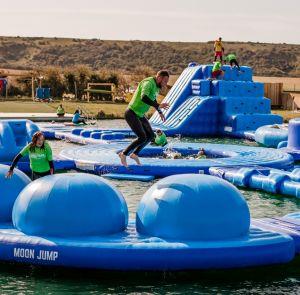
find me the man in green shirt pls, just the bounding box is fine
[119,70,170,167]
[225,53,240,70]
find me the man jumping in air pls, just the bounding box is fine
[119,70,170,167]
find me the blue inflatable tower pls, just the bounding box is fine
[151,64,282,137]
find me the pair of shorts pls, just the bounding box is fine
[32,170,51,181]
[215,51,223,57]
[212,70,223,79]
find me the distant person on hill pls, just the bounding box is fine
[56,104,65,117]
[210,61,224,80]
[214,37,225,62]
[6,131,54,180]
[72,109,87,125]
[225,53,240,71]
[119,70,170,167]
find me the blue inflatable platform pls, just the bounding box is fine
[255,124,288,147]
[0,172,294,270]
[253,212,300,254]
[60,142,293,177]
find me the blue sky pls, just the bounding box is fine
[1,0,299,43]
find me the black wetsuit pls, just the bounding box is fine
[123,95,161,156]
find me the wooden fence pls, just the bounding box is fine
[264,83,283,107]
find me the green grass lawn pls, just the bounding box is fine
[0,100,127,118]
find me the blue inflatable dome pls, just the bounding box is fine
[136,174,250,240]
[12,173,128,237]
[0,164,31,222]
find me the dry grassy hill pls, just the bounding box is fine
[0,36,299,77]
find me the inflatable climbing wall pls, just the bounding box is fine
[151,64,282,137]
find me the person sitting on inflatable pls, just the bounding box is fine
[72,109,87,125]
[196,148,206,159]
[214,37,225,62]
[211,61,224,80]
[155,129,168,146]
[225,53,240,71]
[56,104,65,117]
[6,131,54,180]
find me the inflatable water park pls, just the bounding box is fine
[1,64,300,271]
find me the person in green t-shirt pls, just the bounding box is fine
[56,104,65,117]
[211,61,224,80]
[154,129,168,146]
[6,131,54,180]
[225,53,240,70]
[119,70,170,167]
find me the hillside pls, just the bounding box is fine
[0,36,299,77]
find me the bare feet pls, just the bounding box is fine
[118,152,128,167]
[130,153,141,165]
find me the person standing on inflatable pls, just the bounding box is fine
[119,70,170,167]
[214,37,225,62]
[211,61,224,80]
[225,53,240,70]
[6,131,54,180]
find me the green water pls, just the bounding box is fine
[3,121,300,294]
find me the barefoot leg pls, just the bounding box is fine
[130,153,141,165]
[118,152,128,167]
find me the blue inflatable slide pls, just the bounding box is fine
[151,64,282,137]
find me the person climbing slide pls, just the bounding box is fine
[225,53,240,70]
[6,131,54,180]
[211,61,224,80]
[214,37,225,62]
[119,70,170,167]
[154,129,168,146]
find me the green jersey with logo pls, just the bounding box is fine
[20,142,53,173]
[129,77,160,118]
